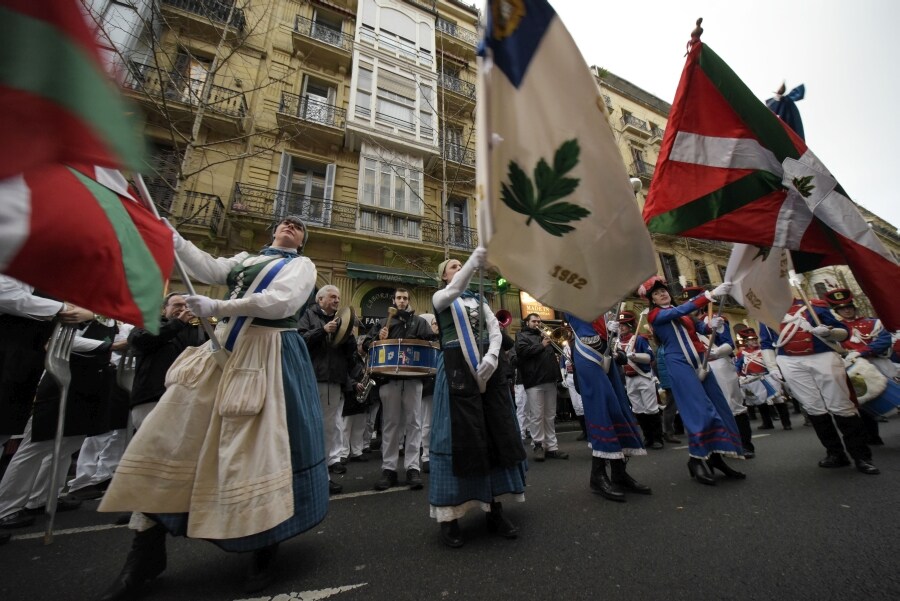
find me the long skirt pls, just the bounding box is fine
[428,353,526,523]
[574,354,645,459]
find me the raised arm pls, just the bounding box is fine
[432,248,485,313]
[176,240,249,285]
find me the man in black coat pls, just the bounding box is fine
[515,313,568,462]
[298,285,360,495]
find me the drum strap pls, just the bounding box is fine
[450,298,481,383]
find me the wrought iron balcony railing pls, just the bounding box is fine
[230,183,478,250]
[293,15,353,53]
[125,62,247,118]
[178,191,225,235]
[438,72,476,100]
[278,92,346,129]
[161,0,245,31]
[436,17,478,46]
[631,160,655,179]
[651,126,665,139]
[443,142,475,167]
[622,113,651,134]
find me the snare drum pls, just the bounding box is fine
[369,339,439,378]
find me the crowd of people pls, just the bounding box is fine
[1,225,898,598]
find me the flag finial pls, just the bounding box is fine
[686,18,703,55]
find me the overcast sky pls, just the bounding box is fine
[535,0,900,229]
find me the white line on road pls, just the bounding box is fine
[234,582,367,600]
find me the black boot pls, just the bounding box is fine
[440,519,463,548]
[706,453,746,479]
[807,413,850,468]
[757,404,775,430]
[609,458,652,494]
[734,412,755,458]
[859,410,884,445]
[575,415,588,441]
[833,414,880,475]
[747,406,758,421]
[244,543,279,594]
[687,457,715,485]
[589,457,625,502]
[648,411,665,449]
[774,402,793,430]
[486,501,519,539]
[99,524,167,601]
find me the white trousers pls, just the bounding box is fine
[526,382,559,451]
[514,384,530,438]
[379,379,423,472]
[710,359,747,416]
[777,352,857,417]
[563,374,583,416]
[363,399,380,448]
[624,374,659,414]
[341,413,367,458]
[317,382,346,467]
[68,429,127,492]
[421,393,434,461]
[0,417,84,519]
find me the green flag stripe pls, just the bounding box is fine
[0,7,144,169]
[646,170,783,234]
[698,45,800,163]
[70,169,163,329]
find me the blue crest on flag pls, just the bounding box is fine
[481,0,556,89]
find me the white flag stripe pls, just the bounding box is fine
[669,132,783,175]
[479,15,656,320]
[725,243,793,328]
[0,174,32,270]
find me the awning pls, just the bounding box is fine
[347,262,493,293]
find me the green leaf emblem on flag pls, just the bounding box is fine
[791,175,815,198]
[500,139,589,237]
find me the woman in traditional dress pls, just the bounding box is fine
[639,276,745,485]
[429,248,527,548]
[565,313,650,502]
[98,216,328,598]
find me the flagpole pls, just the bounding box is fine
[786,257,845,355]
[133,174,224,353]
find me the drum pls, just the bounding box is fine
[368,339,439,378]
[847,356,900,417]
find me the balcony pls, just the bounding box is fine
[622,113,652,138]
[122,62,248,135]
[602,94,613,114]
[631,160,655,184]
[292,15,353,71]
[172,191,225,237]
[276,92,346,146]
[435,17,478,57]
[441,141,476,178]
[651,126,665,141]
[229,183,478,250]
[160,0,245,42]
[437,72,476,110]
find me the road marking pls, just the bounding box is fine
[234,583,367,600]
[11,523,128,541]
[330,486,414,500]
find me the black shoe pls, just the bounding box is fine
[854,459,880,475]
[65,480,110,501]
[0,510,36,529]
[374,469,398,491]
[349,454,369,462]
[24,497,82,515]
[757,424,775,430]
[663,433,682,444]
[406,469,423,490]
[590,459,625,502]
[609,460,652,495]
[422,460,430,474]
[533,444,545,462]
[648,440,664,450]
[440,520,464,548]
[99,525,167,601]
[707,454,746,479]
[486,501,518,539]
[329,480,343,495]
[329,462,346,474]
[244,544,278,594]
[743,450,756,459]
[544,450,569,460]
[687,458,716,486]
[818,454,851,468]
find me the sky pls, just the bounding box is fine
[537,0,900,229]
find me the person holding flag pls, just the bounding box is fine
[640,276,746,485]
[428,249,527,549]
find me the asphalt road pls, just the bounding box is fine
[2,413,899,601]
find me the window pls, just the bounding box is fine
[311,9,343,47]
[355,66,372,117]
[659,253,682,294]
[358,155,422,216]
[419,84,434,139]
[169,51,211,106]
[447,197,470,248]
[376,71,416,130]
[694,260,711,287]
[301,77,336,126]
[276,152,335,225]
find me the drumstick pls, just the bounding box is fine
[381,307,398,340]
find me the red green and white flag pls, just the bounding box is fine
[643,40,900,330]
[0,0,144,178]
[0,164,174,331]
[0,0,172,331]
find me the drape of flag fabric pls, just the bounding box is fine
[0,165,173,331]
[0,0,144,178]
[643,40,900,330]
[476,0,656,322]
[724,244,793,329]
